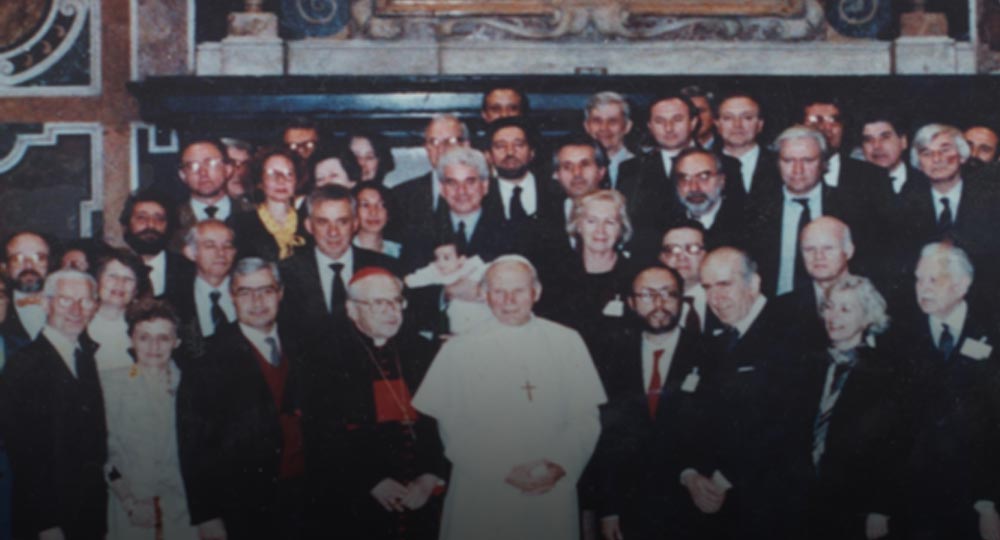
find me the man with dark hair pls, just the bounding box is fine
[672,147,745,250]
[3,270,106,540]
[481,86,528,124]
[589,265,708,539]
[1,231,52,344]
[484,116,562,225]
[283,118,321,161]
[964,125,999,164]
[279,185,398,331]
[681,84,718,150]
[178,257,306,540]
[221,137,256,203]
[858,110,917,199]
[170,138,253,252]
[120,189,195,304]
[618,93,743,235]
[552,133,608,234]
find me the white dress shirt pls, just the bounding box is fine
[449,208,483,243]
[681,284,708,332]
[729,144,761,194]
[43,325,79,378]
[316,247,354,313]
[823,153,841,188]
[929,301,967,349]
[690,198,723,231]
[889,162,908,194]
[733,296,768,337]
[239,322,281,364]
[498,172,538,219]
[12,291,45,340]
[659,148,683,178]
[194,276,236,337]
[191,196,232,221]
[146,251,167,297]
[641,329,681,391]
[931,180,963,223]
[608,147,635,189]
[777,184,823,296]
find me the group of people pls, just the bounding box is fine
[1,83,1000,540]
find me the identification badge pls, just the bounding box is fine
[681,370,700,393]
[960,338,993,361]
[602,296,625,317]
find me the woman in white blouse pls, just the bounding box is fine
[89,249,151,371]
[102,298,197,540]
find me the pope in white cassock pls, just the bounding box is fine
[413,255,607,540]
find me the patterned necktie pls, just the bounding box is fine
[264,336,281,366]
[648,348,665,419]
[938,197,953,231]
[209,290,226,332]
[329,263,346,315]
[509,185,528,221]
[939,323,955,360]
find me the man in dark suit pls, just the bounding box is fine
[2,269,106,540]
[390,114,471,237]
[589,265,708,540]
[178,257,306,540]
[300,267,446,539]
[617,93,743,236]
[716,92,780,202]
[174,219,238,363]
[745,126,878,298]
[672,148,746,251]
[964,125,999,164]
[168,138,253,252]
[121,189,196,306]
[484,116,563,226]
[894,123,1000,301]
[1,231,52,346]
[480,85,527,125]
[583,91,634,189]
[552,134,608,234]
[859,111,918,201]
[682,84,719,151]
[678,247,801,540]
[280,185,398,332]
[885,242,1000,540]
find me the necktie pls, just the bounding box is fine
[509,186,528,221]
[720,325,740,353]
[209,290,226,332]
[682,296,701,333]
[939,323,955,360]
[454,221,468,253]
[938,197,953,231]
[648,348,665,418]
[264,336,281,366]
[205,205,219,219]
[329,263,346,315]
[793,197,812,290]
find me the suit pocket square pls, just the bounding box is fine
[736,366,755,373]
[960,338,992,361]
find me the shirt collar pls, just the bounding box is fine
[783,181,823,205]
[195,275,230,296]
[42,325,79,370]
[733,295,767,337]
[315,245,353,268]
[931,300,967,340]
[239,321,280,358]
[450,207,482,233]
[191,196,231,220]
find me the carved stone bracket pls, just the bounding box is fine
[349,0,827,41]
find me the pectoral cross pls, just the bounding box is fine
[522,380,536,402]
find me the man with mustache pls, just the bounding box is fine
[120,189,194,306]
[588,265,709,540]
[484,117,562,225]
[1,231,52,344]
[672,148,745,250]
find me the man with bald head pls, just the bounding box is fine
[1,231,52,344]
[301,267,446,539]
[716,92,780,201]
[680,247,802,539]
[392,114,472,235]
[413,255,606,540]
[589,265,709,539]
[4,270,106,540]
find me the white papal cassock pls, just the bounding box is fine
[412,315,606,540]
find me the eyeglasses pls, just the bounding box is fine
[632,288,680,303]
[676,170,719,185]
[287,140,316,152]
[661,244,705,256]
[426,136,465,148]
[353,296,407,311]
[8,252,48,265]
[180,158,225,175]
[52,295,97,310]
[233,285,280,300]
[264,168,296,182]
[805,114,841,125]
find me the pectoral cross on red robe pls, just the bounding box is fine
[522,380,536,402]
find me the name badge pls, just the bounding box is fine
[602,296,625,317]
[960,338,993,361]
[681,369,700,393]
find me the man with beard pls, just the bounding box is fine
[588,265,709,540]
[484,117,562,225]
[1,231,52,345]
[672,148,745,250]
[120,189,194,305]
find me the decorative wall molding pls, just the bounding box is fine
[0,0,100,96]
[0,122,103,237]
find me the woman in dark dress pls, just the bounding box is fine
[230,148,307,261]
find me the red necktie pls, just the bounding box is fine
[648,348,665,418]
